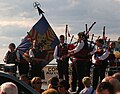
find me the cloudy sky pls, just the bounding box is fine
[0,0,120,63]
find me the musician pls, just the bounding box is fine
[3,43,18,75]
[16,38,29,76]
[54,35,69,82]
[68,43,77,93]
[92,39,110,89]
[16,49,29,76]
[69,32,95,93]
[29,40,47,79]
[107,42,116,75]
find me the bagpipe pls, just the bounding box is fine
[93,26,120,65]
[68,22,96,49]
[64,22,97,62]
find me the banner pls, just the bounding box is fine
[17,14,59,68]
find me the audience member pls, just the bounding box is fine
[112,72,120,82]
[102,76,114,82]
[109,78,120,93]
[0,82,18,94]
[42,88,58,94]
[48,76,59,92]
[96,82,114,94]
[19,74,31,85]
[80,76,95,94]
[102,76,120,93]
[31,77,44,94]
[58,80,70,94]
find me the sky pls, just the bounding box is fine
[0,0,120,63]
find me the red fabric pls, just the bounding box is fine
[68,44,75,50]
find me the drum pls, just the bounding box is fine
[0,64,5,71]
[4,64,16,74]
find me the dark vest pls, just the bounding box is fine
[74,41,93,59]
[57,43,68,57]
[6,51,17,64]
[57,43,69,61]
[106,50,116,66]
[32,49,47,64]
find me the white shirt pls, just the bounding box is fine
[29,49,35,58]
[72,40,95,55]
[72,40,84,53]
[92,49,110,64]
[53,43,65,60]
[54,46,59,60]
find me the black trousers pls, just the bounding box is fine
[30,63,42,79]
[71,62,77,92]
[18,62,29,76]
[57,60,69,81]
[76,60,91,94]
[92,65,107,89]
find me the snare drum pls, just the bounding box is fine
[4,64,16,74]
